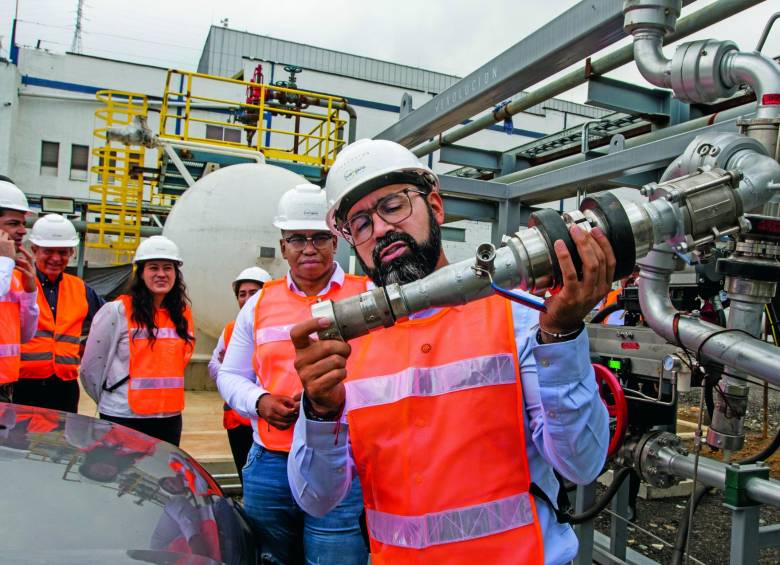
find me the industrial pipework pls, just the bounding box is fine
[623,0,780,146]
[313,130,780,348]
[622,0,780,455]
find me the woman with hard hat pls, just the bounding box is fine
[81,236,195,446]
[207,266,271,484]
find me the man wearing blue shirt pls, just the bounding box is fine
[287,140,613,564]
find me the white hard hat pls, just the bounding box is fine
[28,214,79,248]
[324,139,438,233]
[0,179,32,214]
[232,266,271,294]
[273,183,329,231]
[132,235,183,265]
[233,266,272,286]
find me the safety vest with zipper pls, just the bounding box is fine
[0,270,23,384]
[119,295,194,415]
[252,275,367,451]
[344,295,544,564]
[221,321,251,430]
[20,273,87,381]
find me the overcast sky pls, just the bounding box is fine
[2,0,779,105]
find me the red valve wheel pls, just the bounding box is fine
[592,363,628,458]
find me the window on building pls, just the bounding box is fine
[41,141,60,176]
[70,144,89,181]
[223,127,242,143]
[97,150,118,184]
[205,125,223,140]
[205,124,242,143]
[441,226,466,242]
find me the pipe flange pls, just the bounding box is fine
[716,258,780,281]
[670,39,738,104]
[623,0,681,35]
[676,132,767,174]
[638,431,683,488]
[580,192,637,280]
[736,117,780,128]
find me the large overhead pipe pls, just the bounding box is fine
[411,0,765,158]
[624,0,780,139]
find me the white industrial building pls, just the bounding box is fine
[1,26,608,209]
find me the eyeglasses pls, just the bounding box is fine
[340,188,427,245]
[283,233,334,251]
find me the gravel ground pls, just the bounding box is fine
[592,386,780,564]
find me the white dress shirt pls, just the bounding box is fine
[217,263,346,447]
[0,256,40,343]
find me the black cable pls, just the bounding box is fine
[567,467,632,524]
[670,484,710,565]
[590,302,622,324]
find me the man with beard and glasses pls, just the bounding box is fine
[287,139,613,565]
[217,183,368,565]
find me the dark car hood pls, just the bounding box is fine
[0,404,255,564]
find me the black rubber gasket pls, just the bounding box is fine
[529,208,580,283]
[580,192,636,280]
[716,258,780,281]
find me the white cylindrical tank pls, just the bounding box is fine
[163,163,307,338]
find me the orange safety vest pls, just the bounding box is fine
[0,271,23,384]
[599,288,623,325]
[120,295,194,415]
[221,321,251,430]
[345,296,544,564]
[252,274,367,451]
[20,273,88,381]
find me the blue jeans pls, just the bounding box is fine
[242,443,368,565]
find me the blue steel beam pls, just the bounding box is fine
[373,0,633,148]
[439,145,502,171]
[586,76,673,119]
[505,116,741,205]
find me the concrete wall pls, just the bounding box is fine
[0,63,19,177]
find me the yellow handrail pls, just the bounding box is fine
[159,69,350,167]
[87,90,148,265]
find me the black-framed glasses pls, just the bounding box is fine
[340,187,427,245]
[283,233,334,251]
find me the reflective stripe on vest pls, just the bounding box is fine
[252,275,367,451]
[0,344,20,357]
[367,492,535,550]
[345,353,515,411]
[0,271,23,384]
[21,352,53,361]
[255,323,295,345]
[221,321,250,430]
[345,296,544,563]
[20,273,87,381]
[131,327,181,340]
[120,295,194,415]
[128,376,185,390]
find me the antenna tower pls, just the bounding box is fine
[71,0,85,53]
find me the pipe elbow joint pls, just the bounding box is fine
[632,33,673,89]
[722,51,780,119]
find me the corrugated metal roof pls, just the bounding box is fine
[199,26,607,119]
